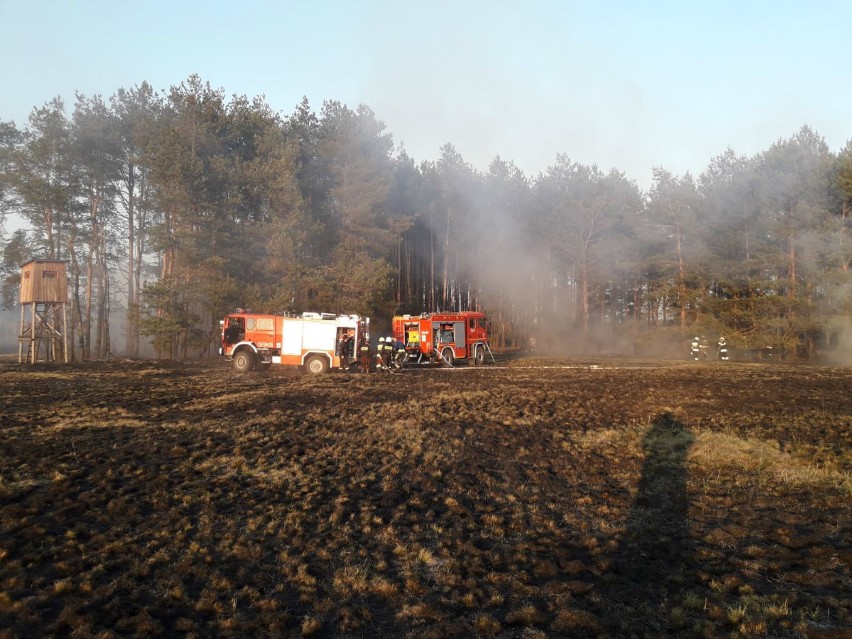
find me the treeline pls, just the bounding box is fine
[1,75,850,360]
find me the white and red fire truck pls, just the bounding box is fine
[220,310,369,374]
[392,311,492,366]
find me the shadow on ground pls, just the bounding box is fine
[606,412,695,637]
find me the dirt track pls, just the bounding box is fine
[1,357,850,638]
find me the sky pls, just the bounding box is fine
[1,0,851,189]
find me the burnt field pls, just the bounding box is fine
[0,358,850,639]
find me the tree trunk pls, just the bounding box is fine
[126,158,138,358]
[788,238,797,298]
[442,203,451,310]
[45,207,56,259]
[842,202,850,273]
[132,187,148,358]
[676,223,687,332]
[429,210,435,311]
[67,236,84,363]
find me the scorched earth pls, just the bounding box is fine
[0,357,850,638]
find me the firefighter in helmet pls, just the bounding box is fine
[376,337,386,371]
[690,336,701,360]
[382,336,394,370]
[359,337,372,373]
[717,336,729,361]
[690,336,709,360]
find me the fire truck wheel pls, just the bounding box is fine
[233,350,257,372]
[473,346,485,366]
[441,347,455,367]
[304,354,329,374]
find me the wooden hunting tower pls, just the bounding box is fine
[19,260,69,363]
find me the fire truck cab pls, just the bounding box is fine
[392,311,491,366]
[220,310,368,374]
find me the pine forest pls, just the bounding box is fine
[1,75,851,361]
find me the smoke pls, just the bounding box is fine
[824,315,852,366]
[0,308,20,353]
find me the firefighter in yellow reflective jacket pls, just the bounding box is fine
[690,336,701,360]
[376,337,387,371]
[359,338,372,373]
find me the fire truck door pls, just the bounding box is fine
[253,317,275,348]
[453,322,466,348]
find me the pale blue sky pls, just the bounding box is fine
[1,0,850,188]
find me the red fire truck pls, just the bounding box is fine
[220,310,369,374]
[392,311,492,366]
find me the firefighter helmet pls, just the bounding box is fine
[378,336,385,342]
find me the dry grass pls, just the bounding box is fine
[0,357,850,637]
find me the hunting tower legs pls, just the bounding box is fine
[18,301,69,364]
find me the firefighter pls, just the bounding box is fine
[359,337,372,373]
[375,337,386,371]
[224,324,238,345]
[381,335,394,371]
[391,337,406,370]
[718,336,729,361]
[383,336,394,370]
[376,336,391,372]
[224,318,244,345]
[337,332,353,371]
[690,336,701,360]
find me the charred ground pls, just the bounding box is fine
[1,358,850,638]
